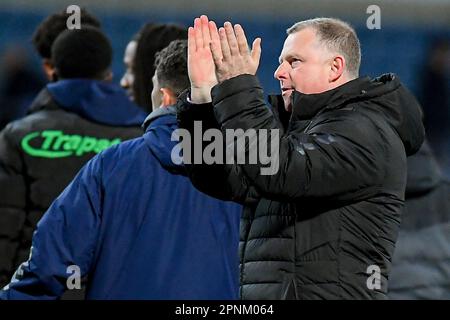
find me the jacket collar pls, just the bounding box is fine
[289,76,372,121]
[142,105,178,131]
[27,81,148,127]
[27,87,59,114]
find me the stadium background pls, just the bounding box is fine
[0,0,449,173]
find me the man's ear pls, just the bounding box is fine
[329,55,345,82]
[161,88,177,107]
[43,59,55,81]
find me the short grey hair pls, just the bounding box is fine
[287,18,361,78]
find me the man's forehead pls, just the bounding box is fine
[278,35,302,63]
[278,29,318,61]
[124,41,137,63]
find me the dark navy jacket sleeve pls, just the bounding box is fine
[0,155,103,300]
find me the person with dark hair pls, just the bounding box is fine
[0,9,101,132]
[51,27,112,81]
[0,27,146,290]
[120,30,142,101]
[32,7,101,81]
[151,40,189,110]
[121,23,187,112]
[0,39,241,300]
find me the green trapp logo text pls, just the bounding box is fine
[21,130,121,158]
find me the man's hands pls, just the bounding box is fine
[188,16,217,103]
[187,15,261,104]
[210,22,261,83]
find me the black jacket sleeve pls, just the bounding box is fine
[176,93,260,205]
[0,125,27,287]
[210,74,389,202]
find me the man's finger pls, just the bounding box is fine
[224,21,239,56]
[209,21,222,59]
[194,17,203,49]
[219,27,231,61]
[200,15,211,49]
[209,21,223,64]
[210,42,223,71]
[251,38,262,66]
[188,27,196,55]
[234,24,249,56]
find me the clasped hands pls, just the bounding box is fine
[188,15,262,104]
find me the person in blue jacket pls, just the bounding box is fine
[0,39,242,300]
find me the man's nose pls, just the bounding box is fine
[274,62,288,80]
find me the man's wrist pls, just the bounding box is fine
[190,86,212,104]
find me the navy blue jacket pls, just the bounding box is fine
[0,107,241,299]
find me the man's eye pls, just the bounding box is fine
[291,59,301,67]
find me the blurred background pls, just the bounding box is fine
[0,0,449,174]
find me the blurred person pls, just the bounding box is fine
[32,7,101,81]
[177,16,425,299]
[121,23,187,112]
[419,39,450,177]
[120,32,139,100]
[0,45,44,130]
[0,27,146,290]
[0,8,101,132]
[0,40,241,300]
[389,141,450,299]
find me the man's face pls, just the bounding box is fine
[120,40,137,100]
[151,72,163,111]
[274,28,333,111]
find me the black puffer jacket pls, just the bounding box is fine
[177,74,425,299]
[388,142,450,299]
[0,80,146,287]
